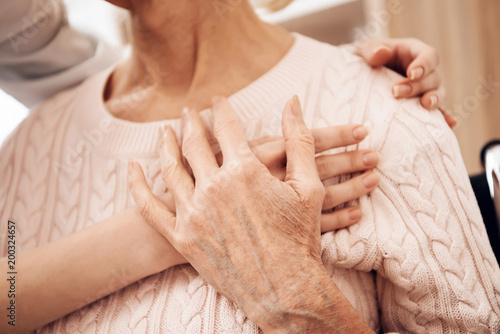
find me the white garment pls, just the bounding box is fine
[1,33,499,333]
[0,0,123,107]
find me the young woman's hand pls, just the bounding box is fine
[353,37,456,128]
[248,125,378,232]
[158,123,379,236]
[128,96,372,333]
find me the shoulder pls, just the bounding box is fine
[293,34,456,169]
[293,33,374,85]
[1,66,110,157]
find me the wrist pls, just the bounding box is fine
[248,261,373,333]
[125,207,185,273]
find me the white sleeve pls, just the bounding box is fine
[0,0,124,107]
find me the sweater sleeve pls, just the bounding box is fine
[373,99,500,333]
[321,64,500,333]
[0,0,123,107]
[370,70,500,333]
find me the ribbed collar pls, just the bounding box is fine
[73,33,327,158]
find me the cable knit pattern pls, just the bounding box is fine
[0,34,499,333]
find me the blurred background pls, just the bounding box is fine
[1,0,498,175]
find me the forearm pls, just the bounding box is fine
[248,263,374,334]
[0,207,182,333]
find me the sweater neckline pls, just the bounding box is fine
[74,33,326,158]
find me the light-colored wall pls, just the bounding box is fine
[262,0,365,45]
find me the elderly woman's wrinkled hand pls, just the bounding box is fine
[156,117,380,236]
[248,124,378,231]
[128,96,352,330]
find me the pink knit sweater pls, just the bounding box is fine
[1,34,499,333]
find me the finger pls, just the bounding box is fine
[354,38,394,67]
[252,139,285,164]
[252,124,371,167]
[158,192,176,213]
[252,139,286,178]
[321,206,362,232]
[311,125,369,153]
[181,108,219,181]
[420,86,446,110]
[406,46,440,82]
[439,108,457,129]
[273,168,286,182]
[160,126,195,204]
[316,150,379,180]
[128,161,177,240]
[211,96,254,162]
[323,171,379,210]
[283,96,324,200]
[248,136,282,148]
[392,70,441,99]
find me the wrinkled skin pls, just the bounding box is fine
[129,96,374,332]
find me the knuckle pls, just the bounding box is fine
[204,179,220,196]
[224,159,245,178]
[214,117,240,137]
[138,199,153,220]
[290,128,315,148]
[242,161,264,179]
[185,207,204,225]
[182,133,205,156]
[301,130,315,147]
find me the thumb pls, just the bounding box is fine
[354,38,394,67]
[282,96,322,199]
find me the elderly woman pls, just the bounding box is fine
[0,0,499,333]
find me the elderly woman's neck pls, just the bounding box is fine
[105,1,293,122]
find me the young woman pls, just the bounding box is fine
[1,0,495,333]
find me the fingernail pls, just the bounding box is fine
[353,126,369,140]
[363,152,379,166]
[429,95,438,109]
[290,95,303,119]
[410,67,424,81]
[348,207,362,221]
[393,84,411,98]
[363,172,379,188]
